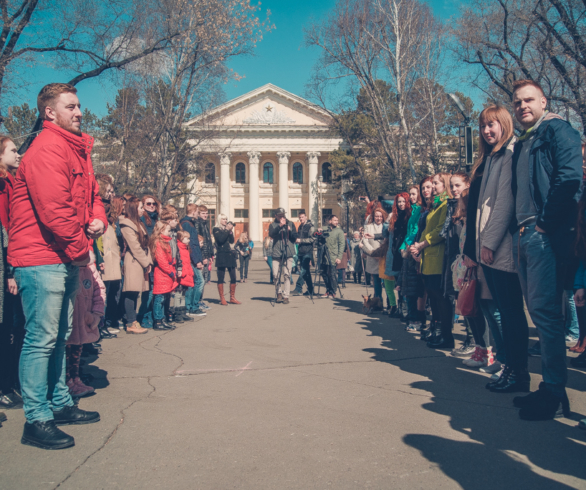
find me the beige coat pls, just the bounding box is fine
[119,217,152,292]
[361,222,383,275]
[101,224,121,282]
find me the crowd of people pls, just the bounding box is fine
[0,78,585,451]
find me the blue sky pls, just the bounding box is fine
[16,0,467,117]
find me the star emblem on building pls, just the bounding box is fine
[265,104,273,112]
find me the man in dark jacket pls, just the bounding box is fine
[269,208,298,304]
[319,215,345,298]
[195,205,214,309]
[509,79,582,421]
[9,83,106,449]
[292,212,315,296]
[180,204,206,316]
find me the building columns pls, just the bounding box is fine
[219,152,231,218]
[307,151,320,225]
[247,151,261,242]
[277,151,290,213]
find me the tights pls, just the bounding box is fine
[66,345,83,381]
[217,267,236,284]
[122,291,139,323]
[424,275,454,340]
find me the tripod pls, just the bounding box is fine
[312,238,344,299]
[271,225,292,307]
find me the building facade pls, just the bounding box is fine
[185,84,346,242]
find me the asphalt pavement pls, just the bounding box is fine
[1,259,586,489]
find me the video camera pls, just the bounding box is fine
[312,229,330,245]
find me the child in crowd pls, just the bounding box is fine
[177,230,197,318]
[66,251,106,397]
[150,221,178,330]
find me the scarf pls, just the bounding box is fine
[517,111,549,142]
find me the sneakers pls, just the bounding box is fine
[67,377,95,398]
[463,347,492,368]
[566,335,578,345]
[490,365,505,380]
[405,324,418,333]
[190,309,207,317]
[320,293,330,299]
[21,420,75,450]
[480,361,502,374]
[451,340,476,358]
[199,302,211,310]
[291,290,303,296]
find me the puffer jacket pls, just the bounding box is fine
[297,220,316,256]
[8,121,107,267]
[67,263,105,345]
[153,236,178,294]
[177,241,194,287]
[196,217,214,260]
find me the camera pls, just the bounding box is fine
[312,230,330,244]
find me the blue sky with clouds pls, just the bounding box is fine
[17,0,468,117]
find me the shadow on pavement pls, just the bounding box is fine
[357,312,586,490]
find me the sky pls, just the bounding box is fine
[15,0,467,118]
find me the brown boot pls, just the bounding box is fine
[229,283,241,304]
[126,321,148,334]
[218,284,228,306]
[570,336,586,353]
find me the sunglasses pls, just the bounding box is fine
[145,202,156,206]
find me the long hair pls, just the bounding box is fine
[0,135,13,178]
[239,232,249,244]
[263,236,272,249]
[471,105,515,182]
[419,176,434,210]
[124,197,149,249]
[452,188,469,224]
[149,221,171,258]
[408,185,422,207]
[389,192,412,231]
[216,213,227,228]
[109,196,125,226]
[365,200,380,222]
[450,171,471,194]
[142,194,161,226]
[371,207,388,224]
[433,172,453,199]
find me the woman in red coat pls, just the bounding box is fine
[150,221,178,330]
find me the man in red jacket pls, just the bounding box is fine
[9,83,107,450]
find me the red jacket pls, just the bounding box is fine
[0,172,14,231]
[153,236,178,294]
[178,241,194,287]
[8,122,107,267]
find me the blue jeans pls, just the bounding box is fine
[153,293,170,321]
[479,298,505,363]
[266,257,274,282]
[565,289,579,338]
[513,224,566,393]
[186,268,205,312]
[15,263,79,423]
[137,288,153,328]
[294,253,313,293]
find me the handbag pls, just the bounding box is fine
[457,266,478,317]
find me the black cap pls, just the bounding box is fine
[275,207,286,215]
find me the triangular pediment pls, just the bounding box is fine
[185,83,332,128]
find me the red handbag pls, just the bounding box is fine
[457,267,478,317]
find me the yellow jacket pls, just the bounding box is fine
[421,200,448,276]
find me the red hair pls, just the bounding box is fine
[389,192,412,231]
[371,206,388,223]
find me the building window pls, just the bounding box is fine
[322,162,332,183]
[235,162,246,184]
[207,209,216,233]
[235,209,249,218]
[262,209,277,219]
[205,162,216,184]
[293,162,303,184]
[291,209,306,218]
[322,208,333,225]
[263,162,274,183]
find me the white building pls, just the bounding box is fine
[185,84,346,243]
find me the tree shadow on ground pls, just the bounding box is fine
[357,313,586,490]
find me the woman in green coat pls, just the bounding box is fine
[411,173,454,349]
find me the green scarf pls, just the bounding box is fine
[432,191,448,209]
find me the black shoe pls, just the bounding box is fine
[171,314,184,324]
[291,290,303,296]
[162,318,176,330]
[0,391,19,409]
[518,386,570,420]
[99,328,117,339]
[570,350,586,367]
[52,405,100,426]
[426,335,455,349]
[489,368,530,394]
[423,325,441,342]
[513,382,571,418]
[153,319,173,331]
[21,420,75,450]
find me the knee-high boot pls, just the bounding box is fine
[229,284,241,304]
[217,284,228,306]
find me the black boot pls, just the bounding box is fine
[153,319,172,331]
[21,420,75,450]
[99,327,117,339]
[171,311,184,324]
[427,334,455,349]
[516,383,570,420]
[163,317,177,329]
[489,367,530,393]
[52,405,100,425]
[421,321,437,341]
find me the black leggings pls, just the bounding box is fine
[104,280,121,323]
[122,291,139,323]
[424,275,454,340]
[217,267,236,284]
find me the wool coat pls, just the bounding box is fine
[67,263,105,345]
[361,222,384,274]
[119,217,152,292]
[101,223,122,281]
[420,199,448,276]
[213,226,237,268]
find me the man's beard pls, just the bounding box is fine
[55,113,82,136]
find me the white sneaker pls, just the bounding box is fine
[405,324,417,333]
[463,347,488,367]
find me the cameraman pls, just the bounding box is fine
[292,212,315,296]
[268,208,298,304]
[319,215,345,299]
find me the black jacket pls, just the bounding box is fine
[196,217,214,260]
[180,216,203,266]
[269,219,298,259]
[511,116,582,260]
[212,227,236,268]
[296,220,315,256]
